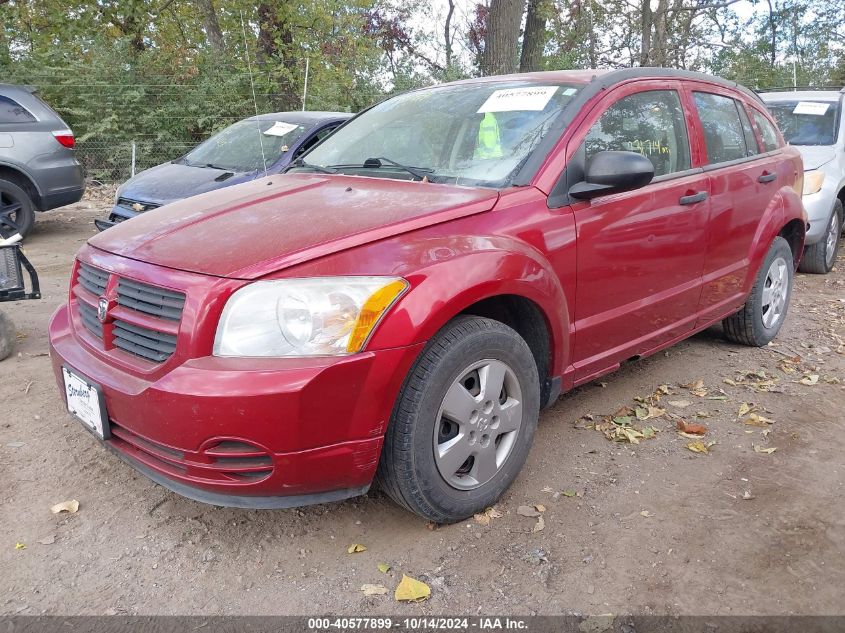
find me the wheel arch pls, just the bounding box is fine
[0,162,42,205]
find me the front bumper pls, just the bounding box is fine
[802,189,837,245]
[49,301,424,508]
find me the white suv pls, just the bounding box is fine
[761,88,844,273]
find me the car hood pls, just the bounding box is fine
[117,162,253,206]
[793,145,836,171]
[89,174,500,279]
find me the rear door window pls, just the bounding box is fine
[736,105,760,155]
[0,96,36,124]
[693,92,752,164]
[584,89,691,178]
[751,109,782,152]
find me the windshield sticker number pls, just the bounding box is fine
[264,121,299,137]
[477,86,559,113]
[792,102,830,116]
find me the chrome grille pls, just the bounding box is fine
[112,319,177,363]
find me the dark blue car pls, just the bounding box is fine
[99,110,351,229]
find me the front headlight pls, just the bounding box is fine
[213,277,409,357]
[803,170,825,196]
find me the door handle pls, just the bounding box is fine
[679,191,708,205]
[758,172,777,183]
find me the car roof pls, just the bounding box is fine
[0,83,37,96]
[427,67,763,105]
[760,90,843,102]
[248,111,352,125]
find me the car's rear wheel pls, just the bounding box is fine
[0,179,35,239]
[799,200,842,274]
[723,236,793,347]
[0,310,15,361]
[377,315,540,523]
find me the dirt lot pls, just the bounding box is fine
[1,192,844,616]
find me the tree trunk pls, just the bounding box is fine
[639,0,653,65]
[195,0,225,54]
[520,0,547,72]
[256,3,299,111]
[481,0,525,76]
[444,0,455,68]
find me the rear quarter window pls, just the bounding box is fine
[0,96,36,124]
[751,109,782,152]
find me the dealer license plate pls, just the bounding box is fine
[62,366,109,440]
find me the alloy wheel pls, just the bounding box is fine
[761,256,789,329]
[0,189,24,238]
[825,212,840,269]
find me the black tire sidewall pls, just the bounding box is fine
[401,320,540,521]
[750,236,794,345]
[0,179,35,238]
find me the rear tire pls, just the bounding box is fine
[0,311,15,361]
[377,315,540,523]
[0,178,35,238]
[798,200,842,274]
[723,236,793,347]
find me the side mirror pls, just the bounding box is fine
[569,150,654,200]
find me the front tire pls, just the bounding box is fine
[0,178,35,239]
[377,316,540,523]
[799,199,842,274]
[723,236,794,347]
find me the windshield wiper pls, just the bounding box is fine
[289,158,338,174]
[356,157,434,181]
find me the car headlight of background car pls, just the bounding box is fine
[803,170,825,196]
[213,277,409,357]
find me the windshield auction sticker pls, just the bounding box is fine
[477,86,559,113]
[264,121,300,136]
[793,101,830,116]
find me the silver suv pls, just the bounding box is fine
[0,84,84,238]
[761,88,845,273]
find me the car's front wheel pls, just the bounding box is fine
[377,315,540,523]
[799,200,842,274]
[723,236,794,347]
[0,178,35,239]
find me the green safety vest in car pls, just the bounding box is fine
[475,112,503,159]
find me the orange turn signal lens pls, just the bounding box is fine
[346,279,409,353]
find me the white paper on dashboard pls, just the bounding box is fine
[263,121,299,136]
[477,86,558,113]
[793,102,830,116]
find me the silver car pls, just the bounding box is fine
[0,84,84,238]
[761,89,845,273]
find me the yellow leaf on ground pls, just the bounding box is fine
[753,445,778,454]
[347,543,367,554]
[474,506,503,525]
[532,516,545,533]
[686,441,714,454]
[360,584,388,596]
[738,402,753,417]
[799,374,819,386]
[394,574,431,602]
[534,504,546,513]
[50,500,79,514]
[378,563,391,573]
[744,413,774,427]
[14,542,25,550]
[640,510,654,518]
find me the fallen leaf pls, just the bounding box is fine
[347,543,367,554]
[517,505,540,517]
[562,489,577,498]
[686,441,715,454]
[753,445,777,454]
[50,500,79,514]
[394,574,430,602]
[15,542,25,550]
[676,420,707,435]
[738,402,754,417]
[532,516,545,532]
[742,490,755,500]
[743,413,774,427]
[640,426,657,439]
[534,504,546,512]
[640,510,654,518]
[6,442,25,448]
[723,378,738,386]
[473,506,503,525]
[635,406,665,420]
[678,431,704,439]
[377,562,391,574]
[360,584,388,596]
[667,400,692,409]
[657,385,670,395]
[798,374,819,386]
[37,535,55,545]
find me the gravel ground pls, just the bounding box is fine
[1,192,844,616]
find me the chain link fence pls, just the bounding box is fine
[76,140,196,185]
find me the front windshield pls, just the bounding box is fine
[300,81,583,187]
[183,119,309,172]
[766,100,840,146]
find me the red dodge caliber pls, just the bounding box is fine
[49,69,806,522]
